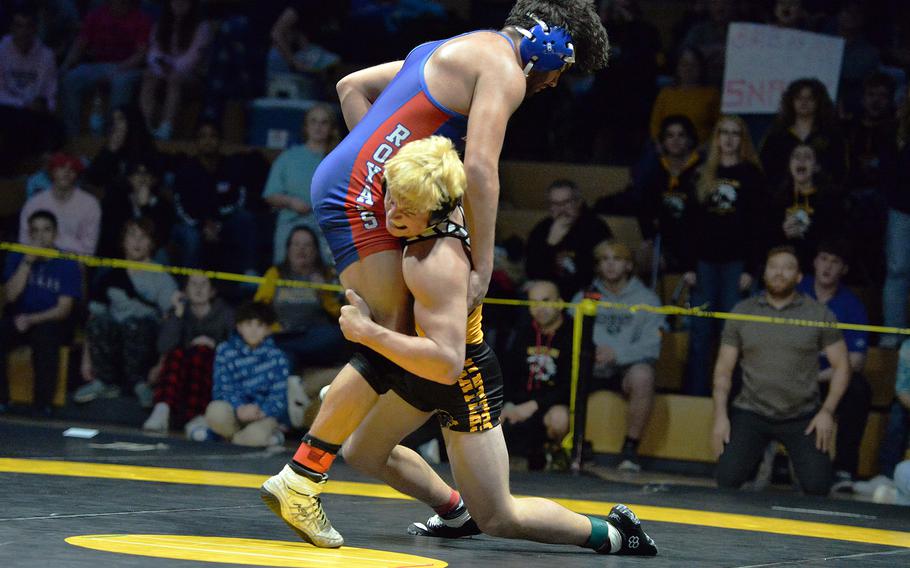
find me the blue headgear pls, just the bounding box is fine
[515,14,575,76]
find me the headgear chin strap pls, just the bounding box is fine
[428,195,460,226]
[382,178,460,228]
[515,14,575,76]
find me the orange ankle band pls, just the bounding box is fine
[293,442,336,474]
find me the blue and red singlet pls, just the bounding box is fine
[311,31,511,273]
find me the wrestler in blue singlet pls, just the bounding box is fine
[311,31,515,273]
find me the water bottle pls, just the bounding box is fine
[89,95,104,135]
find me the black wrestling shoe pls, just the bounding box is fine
[407,507,481,538]
[601,504,658,556]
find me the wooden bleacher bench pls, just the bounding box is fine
[655,330,687,392]
[496,209,642,249]
[55,138,637,243]
[58,142,628,197]
[864,347,898,409]
[658,272,687,307]
[495,208,547,243]
[498,161,629,209]
[584,390,906,478]
[6,346,71,407]
[857,412,889,479]
[585,391,715,462]
[600,214,642,249]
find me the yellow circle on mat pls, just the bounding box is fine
[66,534,448,567]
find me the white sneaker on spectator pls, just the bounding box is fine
[854,474,895,495]
[268,430,286,447]
[73,380,120,404]
[142,402,170,434]
[287,375,309,429]
[184,415,210,442]
[617,458,642,473]
[873,485,898,504]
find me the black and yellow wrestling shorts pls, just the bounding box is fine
[351,342,503,433]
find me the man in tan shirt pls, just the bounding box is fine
[711,246,850,495]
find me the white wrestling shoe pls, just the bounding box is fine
[260,464,344,548]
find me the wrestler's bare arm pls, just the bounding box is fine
[339,241,469,384]
[336,61,405,131]
[461,61,525,300]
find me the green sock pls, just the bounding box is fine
[584,515,613,552]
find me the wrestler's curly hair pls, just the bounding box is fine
[504,0,610,73]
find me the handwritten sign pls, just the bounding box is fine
[722,23,845,114]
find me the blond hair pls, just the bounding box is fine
[697,115,761,203]
[384,136,465,214]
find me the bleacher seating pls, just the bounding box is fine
[6,346,71,407]
[655,330,687,392]
[585,390,908,477]
[496,209,644,251]
[585,390,715,462]
[495,208,547,243]
[498,162,628,209]
[864,347,898,408]
[1,134,905,477]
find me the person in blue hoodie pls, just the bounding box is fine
[574,240,664,472]
[204,301,289,447]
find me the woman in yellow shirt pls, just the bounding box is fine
[254,225,347,370]
[649,47,720,147]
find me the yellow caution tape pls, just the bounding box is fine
[8,241,908,459]
[0,242,342,292]
[3,241,908,335]
[485,296,910,336]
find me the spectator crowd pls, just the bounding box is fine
[0,0,909,503]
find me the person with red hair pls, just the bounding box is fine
[18,153,101,255]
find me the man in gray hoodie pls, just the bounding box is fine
[573,240,664,472]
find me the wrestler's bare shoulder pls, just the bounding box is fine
[429,31,524,82]
[423,32,525,114]
[403,238,470,288]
